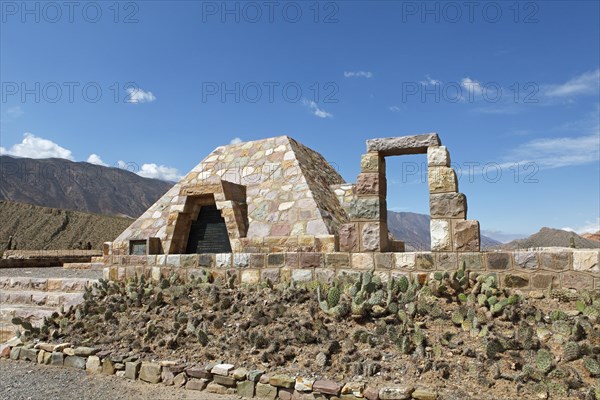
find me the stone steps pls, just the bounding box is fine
[63,262,105,270]
[0,276,97,342]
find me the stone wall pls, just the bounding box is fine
[102,248,600,291]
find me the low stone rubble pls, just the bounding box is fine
[1,339,438,399]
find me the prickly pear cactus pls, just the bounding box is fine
[562,341,580,362]
[536,349,555,374]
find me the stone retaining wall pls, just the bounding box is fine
[1,340,437,400]
[0,257,96,269]
[101,248,600,291]
[3,250,102,259]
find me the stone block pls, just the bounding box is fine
[186,378,209,391]
[352,253,375,270]
[429,193,466,219]
[364,386,380,400]
[19,348,38,362]
[356,173,386,196]
[270,374,295,388]
[434,252,457,270]
[539,250,571,271]
[64,356,86,370]
[415,253,434,270]
[342,382,365,397]
[530,274,558,289]
[256,382,278,399]
[50,351,64,366]
[186,367,212,380]
[284,253,299,268]
[166,255,181,267]
[300,252,321,268]
[216,253,232,268]
[248,370,264,382]
[173,373,187,387]
[375,253,393,269]
[214,375,237,387]
[295,377,315,392]
[211,363,234,376]
[339,223,359,252]
[428,167,457,194]
[291,269,313,282]
[501,273,530,289]
[452,220,480,252]
[486,252,511,270]
[360,152,384,173]
[261,268,280,283]
[246,254,263,268]
[393,253,415,270]
[316,235,337,252]
[458,252,484,270]
[140,362,161,384]
[514,251,538,269]
[10,347,21,361]
[346,197,382,220]
[427,145,450,167]
[379,386,414,400]
[267,253,285,267]
[86,356,102,374]
[238,380,256,398]
[361,222,385,251]
[366,133,440,156]
[313,380,342,396]
[233,253,250,268]
[430,219,452,251]
[197,254,214,268]
[315,268,335,283]
[241,270,260,285]
[102,358,116,375]
[324,253,350,269]
[562,272,594,290]
[412,389,438,400]
[573,251,599,273]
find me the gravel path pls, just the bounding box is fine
[0,267,102,280]
[0,359,239,400]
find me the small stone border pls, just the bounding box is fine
[0,340,437,400]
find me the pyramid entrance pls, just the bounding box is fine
[185,204,232,254]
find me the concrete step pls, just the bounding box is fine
[0,276,97,292]
[0,290,84,307]
[0,305,56,327]
[63,262,105,270]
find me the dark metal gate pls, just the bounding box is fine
[185,204,232,254]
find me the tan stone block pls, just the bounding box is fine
[430,193,466,219]
[338,223,359,252]
[561,271,594,290]
[324,253,350,269]
[513,251,539,269]
[530,273,558,289]
[501,273,530,289]
[375,253,393,269]
[430,219,452,251]
[539,250,571,271]
[241,270,260,285]
[361,222,383,251]
[486,252,512,270]
[315,268,336,283]
[284,253,299,268]
[393,253,416,270]
[415,253,434,270]
[428,167,457,194]
[360,152,384,173]
[453,220,480,252]
[356,173,386,196]
[458,252,484,270]
[427,145,450,167]
[316,235,337,252]
[573,250,599,273]
[351,253,374,270]
[434,252,458,270]
[261,268,280,283]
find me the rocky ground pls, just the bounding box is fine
[12,267,600,400]
[0,359,238,400]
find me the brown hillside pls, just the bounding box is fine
[501,227,600,250]
[0,200,133,251]
[582,230,600,243]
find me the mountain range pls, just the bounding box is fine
[0,156,596,251]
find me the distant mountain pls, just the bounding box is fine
[582,231,600,243]
[0,155,172,218]
[387,211,502,251]
[500,227,600,250]
[0,200,133,251]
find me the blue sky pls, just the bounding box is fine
[1,0,599,241]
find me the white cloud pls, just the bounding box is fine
[302,99,333,118]
[0,133,74,160]
[419,75,441,86]
[137,163,181,181]
[5,106,24,119]
[501,134,600,170]
[87,153,108,166]
[543,69,600,98]
[344,71,373,78]
[126,87,156,104]
[562,218,600,234]
[388,105,402,113]
[229,137,242,145]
